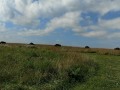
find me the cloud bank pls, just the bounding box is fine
[0,0,120,39]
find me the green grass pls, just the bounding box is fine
[0,44,120,90]
[72,54,120,90]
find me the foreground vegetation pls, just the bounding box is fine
[0,44,120,90]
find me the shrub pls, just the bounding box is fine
[85,46,90,48]
[54,44,61,47]
[0,41,6,44]
[29,42,35,45]
[66,60,98,83]
[0,71,14,83]
[114,47,119,50]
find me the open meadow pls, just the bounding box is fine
[0,44,120,90]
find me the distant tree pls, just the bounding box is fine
[29,42,35,45]
[85,46,90,48]
[54,44,61,47]
[114,47,119,50]
[0,41,6,44]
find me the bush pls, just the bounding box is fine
[85,46,90,48]
[66,60,98,83]
[29,42,35,45]
[0,71,14,83]
[54,44,61,47]
[0,41,6,44]
[114,47,119,50]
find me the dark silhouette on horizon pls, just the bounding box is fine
[54,44,61,47]
[0,41,6,44]
[114,47,119,50]
[85,46,90,48]
[29,42,35,45]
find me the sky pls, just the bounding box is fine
[0,0,120,48]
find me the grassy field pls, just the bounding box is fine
[0,44,120,90]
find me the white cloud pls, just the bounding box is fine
[0,0,120,39]
[99,18,120,30]
[19,11,120,39]
[0,0,81,25]
[81,17,120,38]
[82,31,107,38]
[18,11,81,36]
[1,0,120,25]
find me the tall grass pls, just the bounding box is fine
[0,45,99,90]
